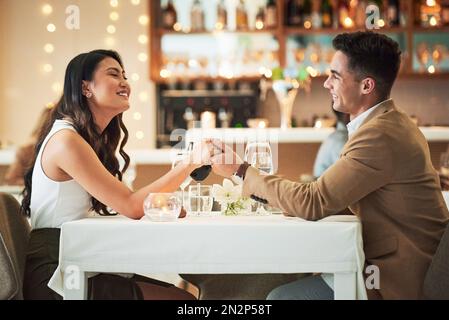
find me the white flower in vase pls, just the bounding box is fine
[211,178,251,216]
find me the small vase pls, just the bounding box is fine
[221,199,252,216]
[272,80,299,130]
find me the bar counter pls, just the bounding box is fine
[1,127,448,188]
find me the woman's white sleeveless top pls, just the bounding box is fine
[30,120,91,229]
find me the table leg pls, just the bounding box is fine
[334,272,357,300]
[63,270,88,300]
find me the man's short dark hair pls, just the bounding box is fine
[332,31,401,99]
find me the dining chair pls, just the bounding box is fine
[0,192,30,300]
[180,274,306,300]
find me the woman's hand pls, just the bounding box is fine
[189,139,215,169]
[209,140,242,178]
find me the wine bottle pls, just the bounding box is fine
[442,0,449,25]
[191,0,205,32]
[236,0,249,30]
[287,0,302,26]
[412,0,420,26]
[387,0,400,27]
[265,0,278,28]
[373,0,384,21]
[338,0,350,28]
[216,0,228,30]
[302,0,312,28]
[255,7,266,30]
[321,0,334,28]
[190,165,212,181]
[162,0,177,30]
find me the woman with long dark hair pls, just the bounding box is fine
[21,50,208,300]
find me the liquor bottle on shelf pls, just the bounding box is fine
[236,0,249,30]
[399,0,409,26]
[286,0,303,26]
[255,7,266,30]
[387,0,400,26]
[321,0,334,28]
[414,0,422,26]
[348,0,357,24]
[265,0,278,29]
[302,0,312,28]
[162,0,177,30]
[331,0,340,28]
[311,0,322,28]
[337,0,351,28]
[183,107,196,130]
[191,0,205,32]
[375,0,385,11]
[441,0,449,25]
[216,0,228,30]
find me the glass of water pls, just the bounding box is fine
[244,142,274,175]
[244,142,274,215]
[171,147,193,210]
[188,185,214,216]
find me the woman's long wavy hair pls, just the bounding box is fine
[21,50,130,216]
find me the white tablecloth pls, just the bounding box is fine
[49,214,367,300]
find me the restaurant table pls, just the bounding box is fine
[48,214,367,300]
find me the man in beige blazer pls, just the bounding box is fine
[210,32,449,300]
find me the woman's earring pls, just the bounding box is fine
[86,92,92,98]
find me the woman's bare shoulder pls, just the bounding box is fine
[45,128,91,157]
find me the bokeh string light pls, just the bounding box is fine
[38,0,150,144]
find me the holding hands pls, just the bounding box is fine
[209,140,243,178]
[188,139,216,168]
[179,139,245,178]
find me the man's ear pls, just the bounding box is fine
[361,77,376,95]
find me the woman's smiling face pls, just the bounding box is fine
[83,57,131,115]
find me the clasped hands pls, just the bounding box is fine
[189,139,243,178]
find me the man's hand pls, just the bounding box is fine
[209,140,242,178]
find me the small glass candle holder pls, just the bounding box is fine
[143,193,181,222]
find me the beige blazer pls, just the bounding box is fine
[243,100,449,299]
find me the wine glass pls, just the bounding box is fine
[171,145,193,210]
[244,142,274,214]
[188,185,213,216]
